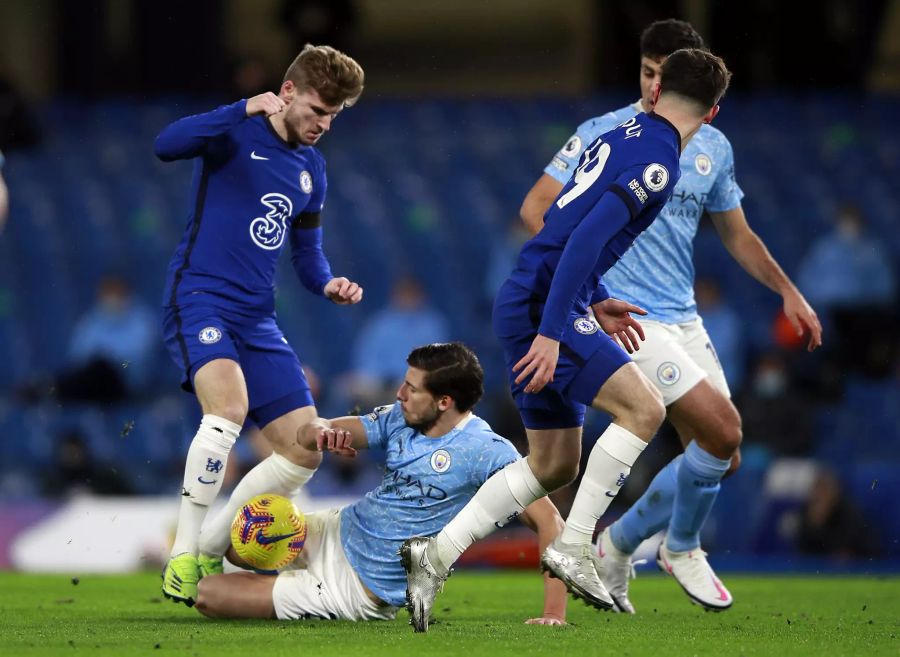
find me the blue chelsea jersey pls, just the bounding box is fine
[510,111,681,336]
[546,101,744,323]
[340,403,520,607]
[157,101,328,314]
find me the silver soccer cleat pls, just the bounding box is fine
[541,537,614,611]
[399,536,449,632]
[594,529,644,614]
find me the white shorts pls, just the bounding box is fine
[630,317,730,406]
[272,508,398,622]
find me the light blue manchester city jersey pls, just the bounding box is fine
[340,403,520,606]
[545,102,744,323]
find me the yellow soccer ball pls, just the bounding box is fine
[230,494,307,570]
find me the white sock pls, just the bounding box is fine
[432,458,547,573]
[198,453,317,557]
[170,415,241,557]
[560,424,647,545]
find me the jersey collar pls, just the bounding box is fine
[262,115,301,150]
[647,111,681,146]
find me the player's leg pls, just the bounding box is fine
[195,572,277,619]
[655,377,738,610]
[198,405,321,562]
[403,426,575,630]
[164,354,247,605]
[198,320,319,564]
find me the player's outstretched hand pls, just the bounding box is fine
[524,616,567,626]
[297,420,357,458]
[315,426,357,458]
[783,289,822,352]
[324,277,364,305]
[246,92,286,117]
[592,298,647,354]
[513,334,559,394]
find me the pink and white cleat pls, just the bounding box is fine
[656,542,733,611]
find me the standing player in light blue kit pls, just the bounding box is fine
[155,45,366,605]
[193,343,568,625]
[402,49,733,632]
[520,20,822,612]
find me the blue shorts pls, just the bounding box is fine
[163,303,314,428]
[493,281,630,430]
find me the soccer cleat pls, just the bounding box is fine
[541,537,614,611]
[161,552,200,607]
[198,553,223,578]
[594,529,644,614]
[656,542,733,611]
[399,537,449,633]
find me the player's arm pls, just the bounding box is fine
[520,174,564,236]
[153,93,285,161]
[519,497,568,625]
[288,212,363,304]
[710,207,822,351]
[515,191,632,393]
[296,416,369,457]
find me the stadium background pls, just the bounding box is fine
[0,0,897,574]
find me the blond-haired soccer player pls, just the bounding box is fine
[155,45,365,606]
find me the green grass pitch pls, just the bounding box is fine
[1,571,897,656]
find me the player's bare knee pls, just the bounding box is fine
[724,449,741,478]
[532,459,579,492]
[715,407,743,454]
[276,441,322,469]
[631,386,665,438]
[207,402,248,427]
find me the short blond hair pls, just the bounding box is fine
[283,44,364,108]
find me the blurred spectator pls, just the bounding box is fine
[42,430,133,497]
[345,276,449,409]
[797,204,898,380]
[736,351,814,456]
[695,277,745,392]
[20,276,157,403]
[795,468,881,559]
[797,203,895,310]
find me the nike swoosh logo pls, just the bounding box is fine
[197,477,217,485]
[256,530,301,545]
[250,151,269,161]
[712,576,730,601]
[605,491,617,498]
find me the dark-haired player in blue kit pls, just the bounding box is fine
[156,45,366,606]
[401,49,733,631]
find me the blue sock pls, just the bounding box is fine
[609,455,683,554]
[666,441,731,552]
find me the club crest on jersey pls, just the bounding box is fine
[573,317,599,335]
[250,193,294,250]
[431,449,452,473]
[695,153,712,176]
[199,327,222,345]
[561,135,582,159]
[643,164,669,192]
[657,362,681,386]
[299,170,313,194]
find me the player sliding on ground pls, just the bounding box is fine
[195,343,568,624]
[521,19,821,613]
[156,44,365,606]
[401,49,733,632]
